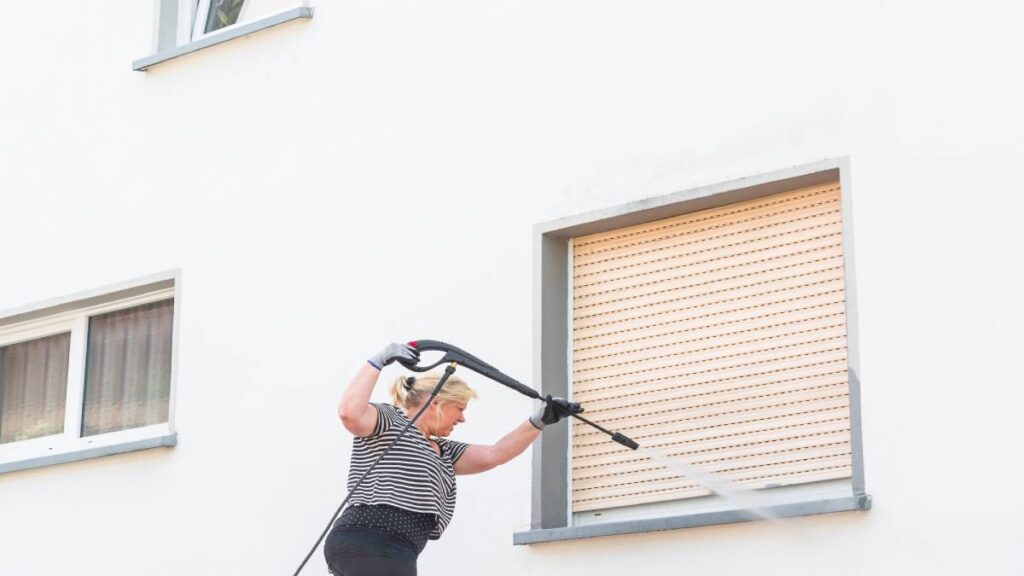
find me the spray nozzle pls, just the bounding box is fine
[611,432,639,450]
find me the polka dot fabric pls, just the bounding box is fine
[335,504,435,554]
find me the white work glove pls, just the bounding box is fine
[368,343,419,371]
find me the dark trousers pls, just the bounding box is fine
[324,526,418,576]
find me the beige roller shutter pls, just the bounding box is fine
[571,181,852,513]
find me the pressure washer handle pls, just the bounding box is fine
[399,339,542,400]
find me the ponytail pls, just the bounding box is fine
[389,372,477,410]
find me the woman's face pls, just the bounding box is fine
[432,400,468,436]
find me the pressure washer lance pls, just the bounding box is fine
[293,341,639,575]
[400,340,639,451]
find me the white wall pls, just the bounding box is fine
[2,1,1023,574]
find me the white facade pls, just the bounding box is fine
[2,1,1023,574]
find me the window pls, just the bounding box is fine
[518,160,869,544]
[135,0,313,71]
[0,275,178,475]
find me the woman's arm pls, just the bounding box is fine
[454,419,541,475]
[337,363,382,437]
[454,395,579,475]
[338,343,419,437]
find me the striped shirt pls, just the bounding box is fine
[345,403,471,540]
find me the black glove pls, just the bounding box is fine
[529,395,582,429]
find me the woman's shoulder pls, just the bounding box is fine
[374,402,409,422]
[434,436,468,446]
[433,436,471,460]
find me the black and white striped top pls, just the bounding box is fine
[345,403,471,540]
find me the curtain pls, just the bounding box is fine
[82,300,174,437]
[0,332,71,444]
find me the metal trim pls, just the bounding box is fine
[836,158,868,497]
[513,495,870,545]
[132,6,313,71]
[534,158,844,239]
[533,232,571,528]
[0,433,177,475]
[156,0,180,52]
[0,270,179,328]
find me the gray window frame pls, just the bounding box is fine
[516,158,870,545]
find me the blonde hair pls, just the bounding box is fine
[390,372,477,411]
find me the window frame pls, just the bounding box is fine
[517,158,869,545]
[0,272,180,475]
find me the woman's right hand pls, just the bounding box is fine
[368,342,420,370]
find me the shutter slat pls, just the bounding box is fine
[572,396,851,450]
[578,367,849,413]
[574,338,848,391]
[573,256,846,334]
[575,277,846,352]
[572,464,852,512]
[578,370,850,420]
[574,183,841,256]
[573,386,850,442]
[575,300,849,372]
[571,407,851,459]
[574,424,852,478]
[572,455,852,504]
[573,245,844,321]
[573,201,843,272]
[573,442,852,489]
[572,350,849,404]
[573,230,843,307]
[574,323,848,379]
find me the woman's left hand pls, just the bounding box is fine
[528,395,582,429]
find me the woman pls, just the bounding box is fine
[325,343,574,576]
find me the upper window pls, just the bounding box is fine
[519,162,868,544]
[0,278,178,474]
[137,0,313,70]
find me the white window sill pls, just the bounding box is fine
[132,6,313,71]
[0,424,177,475]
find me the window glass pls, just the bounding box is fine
[204,0,246,33]
[82,300,174,437]
[0,333,71,444]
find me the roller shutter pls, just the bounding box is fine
[571,181,852,512]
